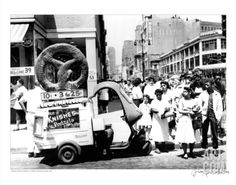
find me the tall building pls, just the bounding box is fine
[107,46,116,79]
[121,40,136,80]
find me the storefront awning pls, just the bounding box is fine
[10,24,29,43]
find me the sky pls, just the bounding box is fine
[104,14,222,66]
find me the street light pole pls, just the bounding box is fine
[134,15,152,81]
[141,33,145,81]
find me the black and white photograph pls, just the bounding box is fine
[1,0,236,185]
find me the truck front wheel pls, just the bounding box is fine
[58,145,78,164]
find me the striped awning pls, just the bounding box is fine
[10,24,29,43]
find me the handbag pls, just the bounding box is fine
[192,112,202,130]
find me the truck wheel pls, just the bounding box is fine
[140,141,152,156]
[58,145,78,164]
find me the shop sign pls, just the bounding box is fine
[10,66,35,76]
[41,89,85,101]
[47,107,80,130]
[40,97,88,108]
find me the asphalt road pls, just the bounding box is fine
[10,144,226,170]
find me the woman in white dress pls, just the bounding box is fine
[137,95,152,139]
[175,87,196,159]
[150,89,170,153]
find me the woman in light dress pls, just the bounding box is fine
[150,89,170,153]
[137,95,152,139]
[175,87,196,159]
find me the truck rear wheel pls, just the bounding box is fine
[58,145,78,164]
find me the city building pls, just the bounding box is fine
[133,15,223,79]
[121,40,136,80]
[10,14,107,121]
[107,46,116,79]
[159,29,226,76]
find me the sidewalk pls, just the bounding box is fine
[11,124,28,154]
[10,123,227,154]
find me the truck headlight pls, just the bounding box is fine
[34,116,43,137]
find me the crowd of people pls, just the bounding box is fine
[119,71,226,159]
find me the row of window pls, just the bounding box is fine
[202,38,226,51]
[162,52,226,74]
[161,43,199,65]
[162,56,200,73]
[161,39,226,67]
[201,26,221,32]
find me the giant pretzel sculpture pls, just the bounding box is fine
[35,43,88,92]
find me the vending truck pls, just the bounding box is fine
[32,43,152,164]
[33,83,152,164]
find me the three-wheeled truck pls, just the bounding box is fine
[32,43,152,164]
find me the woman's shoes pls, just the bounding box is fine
[154,148,161,154]
[13,128,20,131]
[183,154,188,159]
[188,153,196,158]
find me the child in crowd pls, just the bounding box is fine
[137,95,152,139]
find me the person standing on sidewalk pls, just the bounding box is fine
[137,95,152,139]
[10,78,28,131]
[124,79,133,99]
[150,89,170,154]
[143,76,157,103]
[19,81,44,157]
[200,79,223,151]
[132,78,143,107]
[175,87,196,159]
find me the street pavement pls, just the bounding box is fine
[10,143,226,170]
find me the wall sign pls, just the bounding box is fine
[10,67,35,76]
[88,69,97,81]
[41,89,85,101]
[48,107,80,130]
[40,97,88,108]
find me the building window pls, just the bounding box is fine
[195,56,199,66]
[181,51,184,59]
[177,62,180,71]
[11,47,19,67]
[221,39,226,49]
[221,53,226,63]
[202,53,217,65]
[174,63,176,72]
[190,58,194,70]
[202,39,217,51]
[190,46,194,55]
[185,49,188,57]
[186,59,189,70]
[195,44,199,53]
[181,61,184,72]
